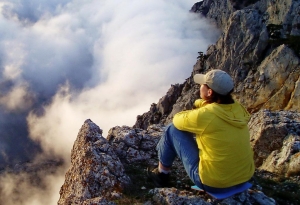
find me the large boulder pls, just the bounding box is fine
[58,119,130,205]
[107,124,164,164]
[249,109,300,176]
[236,45,300,112]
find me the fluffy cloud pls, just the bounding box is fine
[0,0,220,204]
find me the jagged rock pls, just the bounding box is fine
[163,78,199,124]
[249,109,300,176]
[230,0,261,10]
[107,124,164,164]
[134,103,162,130]
[190,1,205,14]
[251,0,300,36]
[193,0,300,36]
[236,44,300,112]
[58,119,130,205]
[287,152,300,177]
[150,187,210,205]
[134,84,184,129]
[77,197,116,205]
[157,84,185,117]
[136,0,300,130]
[205,8,269,83]
[192,0,300,112]
[134,78,199,129]
[150,187,276,205]
[191,0,235,30]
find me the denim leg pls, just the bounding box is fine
[156,123,202,187]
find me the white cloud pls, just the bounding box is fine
[0,82,34,112]
[25,0,220,157]
[0,0,220,204]
[0,164,66,205]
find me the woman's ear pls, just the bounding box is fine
[207,89,213,97]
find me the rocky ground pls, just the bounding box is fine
[118,160,300,205]
[1,118,299,205]
[57,119,300,205]
[0,158,299,205]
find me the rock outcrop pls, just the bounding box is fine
[151,187,276,205]
[195,0,300,112]
[106,124,163,165]
[58,120,130,205]
[134,0,300,129]
[249,110,300,177]
[59,119,282,204]
[191,0,300,35]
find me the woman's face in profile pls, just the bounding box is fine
[200,84,212,100]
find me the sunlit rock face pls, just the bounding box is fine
[135,0,300,129]
[192,0,300,112]
[236,45,300,112]
[57,119,130,205]
[249,110,300,177]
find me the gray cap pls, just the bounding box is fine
[193,69,234,95]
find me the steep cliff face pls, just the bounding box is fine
[134,0,300,128]
[191,0,300,35]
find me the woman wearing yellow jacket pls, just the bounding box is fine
[148,69,255,193]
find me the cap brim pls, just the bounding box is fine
[193,74,206,84]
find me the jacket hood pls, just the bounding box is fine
[207,101,250,128]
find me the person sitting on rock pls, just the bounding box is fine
[148,69,255,193]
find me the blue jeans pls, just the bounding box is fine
[157,123,202,187]
[157,123,245,193]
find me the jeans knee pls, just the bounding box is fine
[157,124,173,148]
[168,123,194,139]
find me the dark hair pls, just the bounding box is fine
[204,84,234,104]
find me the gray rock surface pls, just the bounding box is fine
[236,45,300,112]
[107,124,163,164]
[135,0,300,129]
[57,119,130,205]
[58,119,282,204]
[249,109,300,177]
[151,187,276,205]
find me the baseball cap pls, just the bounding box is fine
[193,69,234,95]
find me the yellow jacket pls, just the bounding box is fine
[173,99,255,188]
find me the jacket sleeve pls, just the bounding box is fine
[193,99,202,108]
[173,109,203,134]
[193,99,208,108]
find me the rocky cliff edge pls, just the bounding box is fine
[58,111,300,204]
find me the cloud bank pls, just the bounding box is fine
[0,0,220,204]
